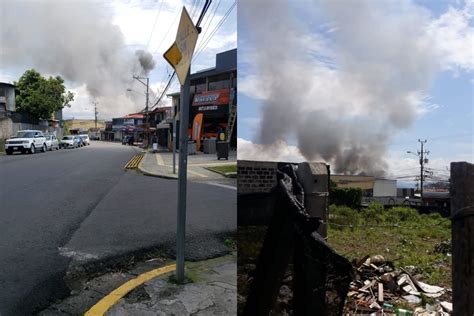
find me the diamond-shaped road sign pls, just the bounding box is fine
[164,7,199,86]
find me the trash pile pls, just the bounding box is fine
[345,255,452,315]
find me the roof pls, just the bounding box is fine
[0,82,16,88]
[151,106,172,113]
[123,113,144,119]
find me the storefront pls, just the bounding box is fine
[167,49,237,152]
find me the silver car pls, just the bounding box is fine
[79,134,90,146]
[44,135,60,151]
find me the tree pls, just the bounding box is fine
[15,69,74,119]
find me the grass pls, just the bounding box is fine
[206,164,237,175]
[327,203,452,287]
[0,139,4,153]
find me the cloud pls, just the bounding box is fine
[427,1,474,72]
[237,138,304,162]
[238,0,472,175]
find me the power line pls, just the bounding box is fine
[195,0,221,52]
[192,1,235,62]
[145,0,165,50]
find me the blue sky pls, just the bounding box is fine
[237,0,473,182]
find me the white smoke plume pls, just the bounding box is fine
[239,0,472,176]
[0,1,156,118]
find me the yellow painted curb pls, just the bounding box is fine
[84,264,176,316]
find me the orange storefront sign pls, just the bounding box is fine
[192,89,229,106]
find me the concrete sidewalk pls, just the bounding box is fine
[138,148,237,181]
[40,255,237,315]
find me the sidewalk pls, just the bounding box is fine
[41,255,236,315]
[138,148,237,181]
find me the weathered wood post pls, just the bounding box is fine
[450,162,474,315]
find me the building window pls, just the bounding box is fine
[195,83,207,93]
[209,79,229,90]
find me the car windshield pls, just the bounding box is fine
[80,136,87,139]
[45,136,51,140]
[63,136,73,140]
[14,131,35,138]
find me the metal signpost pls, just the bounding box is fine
[163,6,199,283]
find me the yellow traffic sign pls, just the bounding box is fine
[163,7,199,85]
[163,42,182,67]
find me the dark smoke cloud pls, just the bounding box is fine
[239,0,438,176]
[0,1,156,118]
[135,50,156,74]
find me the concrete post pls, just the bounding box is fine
[296,162,329,238]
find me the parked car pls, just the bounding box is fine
[75,136,85,147]
[44,134,60,151]
[4,130,47,154]
[60,135,79,148]
[79,134,90,146]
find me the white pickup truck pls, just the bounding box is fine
[4,130,47,155]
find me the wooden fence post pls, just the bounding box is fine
[450,162,474,315]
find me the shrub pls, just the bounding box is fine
[330,187,362,209]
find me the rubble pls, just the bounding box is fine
[345,255,451,315]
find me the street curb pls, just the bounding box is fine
[85,264,176,316]
[137,164,178,180]
[204,167,237,178]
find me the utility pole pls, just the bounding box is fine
[133,76,150,147]
[93,101,98,129]
[407,139,430,198]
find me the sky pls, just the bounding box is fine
[237,0,473,185]
[0,0,236,120]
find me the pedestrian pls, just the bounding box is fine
[152,134,158,153]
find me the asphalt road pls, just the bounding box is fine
[0,141,236,315]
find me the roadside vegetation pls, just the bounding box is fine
[328,202,451,287]
[206,164,237,175]
[238,203,452,313]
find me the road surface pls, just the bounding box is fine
[0,141,236,315]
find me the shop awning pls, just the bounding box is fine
[156,122,170,129]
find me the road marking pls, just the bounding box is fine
[85,264,176,316]
[155,153,165,166]
[190,162,236,167]
[124,154,144,169]
[164,165,208,178]
[204,182,237,190]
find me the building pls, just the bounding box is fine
[1,82,64,141]
[100,113,144,142]
[0,82,16,140]
[64,119,106,135]
[332,175,397,197]
[148,106,172,148]
[167,48,237,152]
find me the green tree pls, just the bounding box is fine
[15,69,74,119]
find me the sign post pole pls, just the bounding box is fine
[176,69,190,282]
[163,6,199,284]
